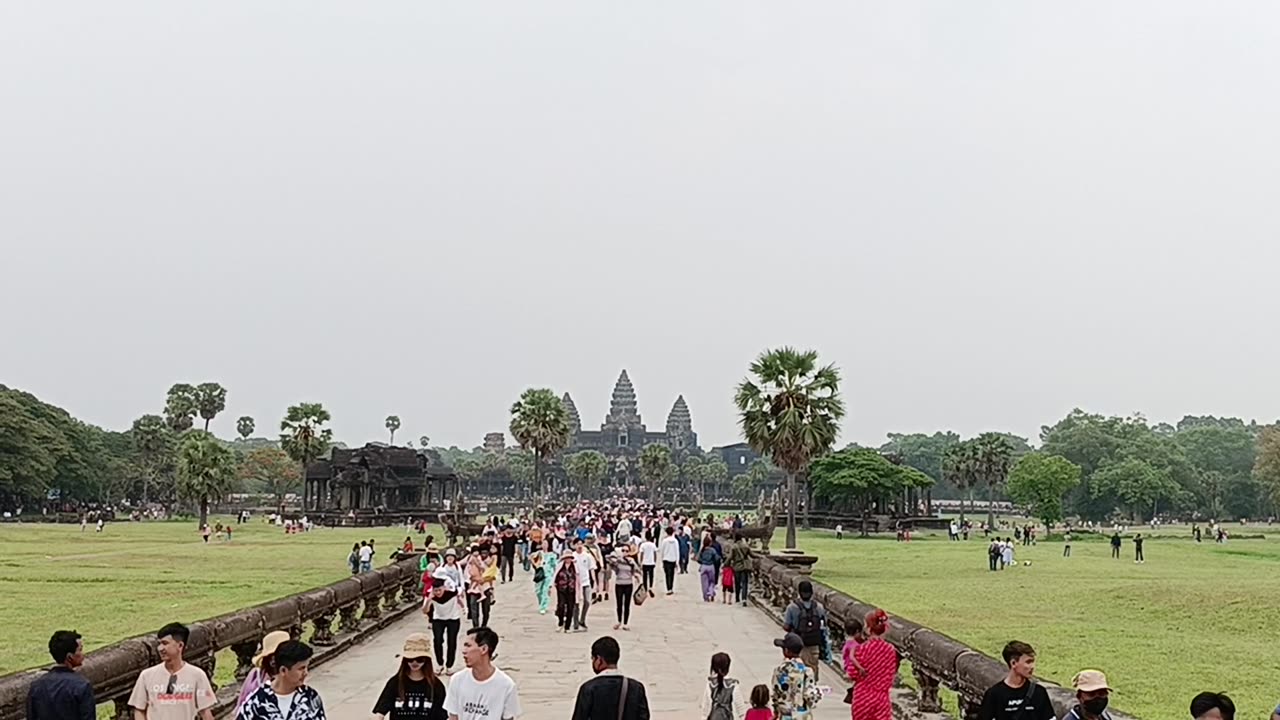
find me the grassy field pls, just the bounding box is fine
[0,517,439,676]
[799,525,1280,720]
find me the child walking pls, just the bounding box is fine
[745,684,773,720]
[720,564,735,603]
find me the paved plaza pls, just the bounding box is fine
[309,568,852,720]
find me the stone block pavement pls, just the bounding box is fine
[307,568,853,719]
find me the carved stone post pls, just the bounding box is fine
[114,698,132,720]
[363,592,382,621]
[289,623,304,641]
[912,666,943,713]
[960,698,983,720]
[400,577,418,605]
[383,583,401,611]
[193,655,217,691]
[311,612,336,646]
[338,602,360,633]
[231,640,258,681]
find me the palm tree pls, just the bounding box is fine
[195,383,227,431]
[703,458,729,502]
[385,415,401,445]
[974,432,1015,528]
[131,414,173,505]
[509,388,571,500]
[735,347,845,549]
[164,384,198,432]
[639,443,674,505]
[565,450,608,499]
[943,440,981,524]
[236,416,255,440]
[280,403,333,511]
[177,431,235,528]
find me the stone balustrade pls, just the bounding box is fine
[751,553,1138,720]
[0,557,424,720]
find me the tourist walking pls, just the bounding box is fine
[745,685,772,720]
[1110,532,1122,559]
[977,641,1054,720]
[1063,531,1072,558]
[769,632,821,720]
[638,533,658,594]
[499,527,517,584]
[851,610,898,720]
[609,545,639,630]
[699,652,746,720]
[360,541,375,573]
[443,628,521,720]
[236,640,324,720]
[727,532,752,606]
[128,623,216,720]
[530,539,552,615]
[554,549,579,632]
[697,532,720,602]
[348,543,362,575]
[781,581,827,681]
[465,547,493,629]
[234,631,290,715]
[428,567,464,674]
[1060,670,1113,720]
[1134,533,1145,563]
[841,615,867,704]
[371,634,447,720]
[26,630,93,720]
[570,636,650,720]
[573,537,598,630]
[659,526,680,595]
[677,524,691,574]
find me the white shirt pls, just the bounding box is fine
[359,546,374,562]
[659,536,680,563]
[574,550,597,587]
[444,667,522,720]
[276,691,296,718]
[638,541,658,566]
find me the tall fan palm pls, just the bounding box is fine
[565,450,608,499]
[280,403,333,511]
[177,431,235,528]
[974,432,1015,528]
[639,443,675,505]
[236,416,255,440]
[195,383,227,431]
[385,415,401,445]
[508,388,571,500]
[943,440,980,524]
[164,384,198,432]
[735,347,845,549]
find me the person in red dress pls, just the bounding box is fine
[851,608,898,720]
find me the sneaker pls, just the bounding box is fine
[613,623,621,630]
[539,609,547,615]
[665,591,673,596]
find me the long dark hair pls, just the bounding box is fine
[710,652,730,692]
[397,657,436,703]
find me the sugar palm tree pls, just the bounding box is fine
[195,382,227,432]
[385,415,401,445]
[974,432,1015,528]
[164,384,198,432]
[280,403,333,511]
[236,416,255,440]
[508,388,571,500]
[565,450,608,499]
[639,443,674,505]
[735,347,845,549]
[177,431,236,528]
[943,440,980,524]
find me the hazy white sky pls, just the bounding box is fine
[3,2,1278,450]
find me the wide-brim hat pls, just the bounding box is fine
[401,633,432,660]
[253,631,291,667]
[426,543,440,553]
[1072,670,1112,693]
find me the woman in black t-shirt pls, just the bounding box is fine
[372,634,447,720]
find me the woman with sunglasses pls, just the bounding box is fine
[372,634,447,720]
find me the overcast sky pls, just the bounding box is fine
[3,2,1278,450]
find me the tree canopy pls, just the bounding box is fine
[1006,452,1082,529]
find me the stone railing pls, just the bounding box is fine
[0,557,424,720]
[751,553,1138,720]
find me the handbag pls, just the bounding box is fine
[533,567,546,583]
[633,583,647,606]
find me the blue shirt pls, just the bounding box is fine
[27,667,95,720]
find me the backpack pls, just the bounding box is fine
[794,601,823,647]
[706,682,734,720]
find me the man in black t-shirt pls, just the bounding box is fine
[499,528,518,583]
[978,641,1055,720]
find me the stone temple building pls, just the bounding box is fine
[562,370,699,462]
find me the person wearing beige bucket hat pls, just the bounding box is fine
[1062,670,1114,720]
[233,630,291,714]
[371,634,446,720]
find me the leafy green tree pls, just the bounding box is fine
[177,431,236,527]
[703,457,729,500]
[735,347,845,549]
[1091,457,1176,520]
[639,443,675,504]
[0,393,63,505]
[1006,452,1081,530]
[195,382,227,431]
[564,450,608,499]
[810,448,932,535]
[280,403,333,510]
[879,431,960,497]
[236,416,255,440]
[504,449,534,497]
[508,388,571,499]
[386,415,401,445]
[1253,426,1280,514]
[237,447,299,514]
[131,414,175,504]
[164,384,199,432]
[942,441,980,522]
[974,432,1015,528]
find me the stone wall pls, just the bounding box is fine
[751,553,1138,720]
[0,557,424,720]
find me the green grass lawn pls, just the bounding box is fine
[797,526,1280,720]
[0,516,441,676]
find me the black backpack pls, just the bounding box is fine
[794,602,823,647]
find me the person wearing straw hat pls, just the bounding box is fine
[1061,670,1113,720]
[372,634,446,720]
[234,630,290,715]
[428,568,464,675]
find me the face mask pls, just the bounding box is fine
[1083,697,1109,715]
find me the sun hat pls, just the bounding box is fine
[253,631,291,667]
[1072,670,1112,693]
[401,633,432,660]
[444,547,457,557]
[773,632,804,654]
[426,542,439,553]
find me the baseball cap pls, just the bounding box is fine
[773,632,804,654]
[1072,670,1112,693]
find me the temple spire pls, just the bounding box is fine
[562,392,581,433]
[665,395,692,435]
[606,369,641,425]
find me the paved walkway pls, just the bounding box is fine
[308,567,852,719]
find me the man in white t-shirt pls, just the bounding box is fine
[658,526,680,595]
[358,542,374,573]
[637,535,658,597]
[444,627,521,720]
[572,538,597,631]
